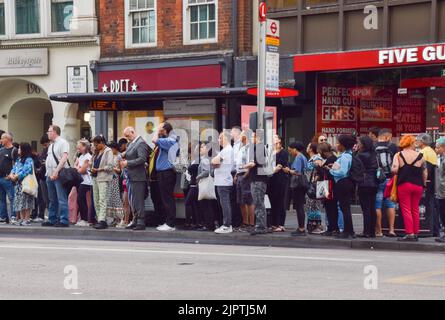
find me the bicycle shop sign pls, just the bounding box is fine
[0,48,48,76]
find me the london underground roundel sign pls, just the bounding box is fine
[259,2,267,22]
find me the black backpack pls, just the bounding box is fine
[349,154,365,184]
[375,144,393,175]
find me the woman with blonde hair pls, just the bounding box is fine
[74,139,93,227]
[392,135,427,242]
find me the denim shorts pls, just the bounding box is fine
[375,178,396,210]
[236,174,253,205]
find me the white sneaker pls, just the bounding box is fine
[214,226,233,234]
[156,223,176,232]
[32,218,44,223]
[115,221,127,229]
[75,220,89,227]
[20,220,31,226]
[12,219,22,226]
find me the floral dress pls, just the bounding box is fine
[11,157,35,212]
[106,154,124,220]
[305,155,323,232]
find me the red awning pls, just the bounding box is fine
[400,77,445,89]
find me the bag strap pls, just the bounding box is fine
[51,144,71,168]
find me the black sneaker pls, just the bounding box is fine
[133,225,146,231]
[42,221,55,227]
[54,222,69,228]
[250,229,267,236]
[291,229,307,237]
[93,221,108,230]
[397,235,418,242]
[336,232,356,239]
[435,236,445,243]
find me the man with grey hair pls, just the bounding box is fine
[435,138,445,243]
[416,133,440,237]
[0,132,18,224]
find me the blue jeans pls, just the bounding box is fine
[46,177,69,225]
[0,177,15,220]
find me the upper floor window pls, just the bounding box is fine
[0,0,5,35]
[16,0,40,34]
[184,0,217,45]
[126,0,156,47]
[51,0,73,33]
[267,0,298,11]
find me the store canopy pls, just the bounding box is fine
[49,87,250,103]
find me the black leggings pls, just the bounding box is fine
[292,187,306,229]
[358,187,377,236]
[77,184,92,222]
[324,199,339,232]
[185,186,199,225]
[334,178,355,235]
[269,175,288,227]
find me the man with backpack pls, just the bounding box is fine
[0,133,18,224]
[375,129,399,237]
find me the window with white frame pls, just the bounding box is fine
[184,0,216,44]
[15,0,40,34]
[127,0,156,46]
[51,0,73,32]
[0,0,5,35]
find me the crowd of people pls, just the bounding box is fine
[0,123,444,244]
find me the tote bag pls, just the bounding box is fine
[198,176,217,201]
[22,164,38,198]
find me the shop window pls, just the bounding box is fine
[184,0,217,44]
[0,0,5,35]
[51,0,73,33]
[304,0,338,8]
[267,0,298,11]
[15,0,40,34]
[126,0,156,47]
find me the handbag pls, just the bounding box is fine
[22,164,38,198]
[290,173,309,190]
[316,180,333,200]
[384,175,398,202]
[198,176,217,200]
[51,145,83,190]
[306,170,317,199]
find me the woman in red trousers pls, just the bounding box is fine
[391,135,428,242]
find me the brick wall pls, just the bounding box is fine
[99,0,252,58]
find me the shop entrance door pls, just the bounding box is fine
[426,88,445,140]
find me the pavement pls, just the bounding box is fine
[0,210,444,253]
[0,236,444,300]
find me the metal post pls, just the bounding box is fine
[257,3,267,131]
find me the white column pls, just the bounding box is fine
[70,0,98,36]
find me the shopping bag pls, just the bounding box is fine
[198,176,217,200]
[316,180,333,200]
[22,165,38,198]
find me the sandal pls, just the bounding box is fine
[375,233,384,238]
[387,232,397,238]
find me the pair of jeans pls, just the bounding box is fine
[157,169,177,227]
[334,178,355,235]
[46,177,69,225]
[436,198,445,231]
[252,181,268,230]
[216,186,232,227]
[397,182,423,235]
[291,187,306,229]
[358,187,377,236]
[0,177,15,220]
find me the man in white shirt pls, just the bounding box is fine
[42,125,70,227]
[212,131,234,234]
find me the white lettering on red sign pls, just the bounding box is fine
[379,45,445,65]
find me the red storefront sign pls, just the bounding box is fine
[247,87,299,98]
[294,43,445,72]
[98,64,222,93]
[317,82,426,137]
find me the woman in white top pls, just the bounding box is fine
[75,139,93,227]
